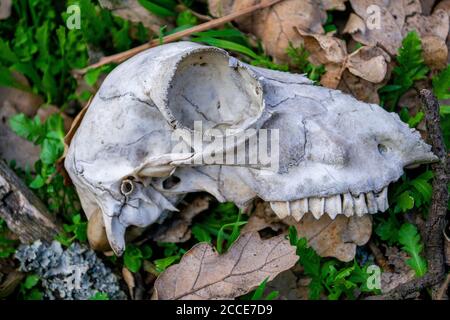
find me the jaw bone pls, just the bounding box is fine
[269,186,389,221]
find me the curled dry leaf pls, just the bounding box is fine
[297,30,389,88]
[98,0,169,33]
[241,199,287,233]
[345,0,449,69]
[208,0,333,63]
[153,232,297,300]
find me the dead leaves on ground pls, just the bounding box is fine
[153,232,297,300]
[208,0,449,103]
[208,0,332,63]
[297,30,390,88]
[345,0,449,69]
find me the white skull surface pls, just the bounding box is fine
[65,42,437,255]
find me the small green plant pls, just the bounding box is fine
[55,214,88,247]
[239,277,279,300]
[250,277,279,300]
[380,31,429,109]
[19,274,44,300]
[138,0,177,18]
[216,211,247,254]
[152,242,186,273]
[191,202,247,253]
[323,12,338,34]
[432,65,450,149]
[286,43,326,82]
[399,107,424,128]
[0,218,18,259]
[289,227,380,300]
[390,171,433,214]
[123,244,153,273]
[398,223,428,277]
[9,113,81,222]
[89,292,109,300]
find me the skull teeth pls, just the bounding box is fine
[269,186,388,221]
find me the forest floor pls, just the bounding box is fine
[0,0,449,300]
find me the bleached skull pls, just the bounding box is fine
[65,42,437,255]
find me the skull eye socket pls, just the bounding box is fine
[120,179,134,196]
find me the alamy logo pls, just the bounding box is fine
[66,4,81,30]
[171,121,280,174]
[366,265,381,290]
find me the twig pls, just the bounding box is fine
[372,89,448,299]
[74,0,284,75]
[435,273,450,300]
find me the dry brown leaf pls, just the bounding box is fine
[87,208,111,251]
[419,35,448,70]
[297,30,389,88]
[241,199,286,233]
[347,46,389,83]
[337,69,386,104]
[404,9,449,41]
[434,1,450,65]
[208,0,329,63]
[153,232,297,300]
[346,1,447,54]
[321,0,347,11]
[122,267,135,299]
[0,76,42,168]
[98,0,168,33]
[284,213,372,262]
[152,195,213,243]
[0,0,11,20]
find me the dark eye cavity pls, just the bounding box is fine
[378,144,388,155]
[120,179,134,196]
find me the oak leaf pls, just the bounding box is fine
[153,232,297,299]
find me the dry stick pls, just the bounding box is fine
[374,89,448,300]
[435,273,450,300]
[75,0,284,75]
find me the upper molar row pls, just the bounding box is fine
[270,187,388,221]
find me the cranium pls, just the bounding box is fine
[65,42,437,255]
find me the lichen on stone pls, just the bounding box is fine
[15,240,126,300]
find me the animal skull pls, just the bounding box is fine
[65,42,437,255]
